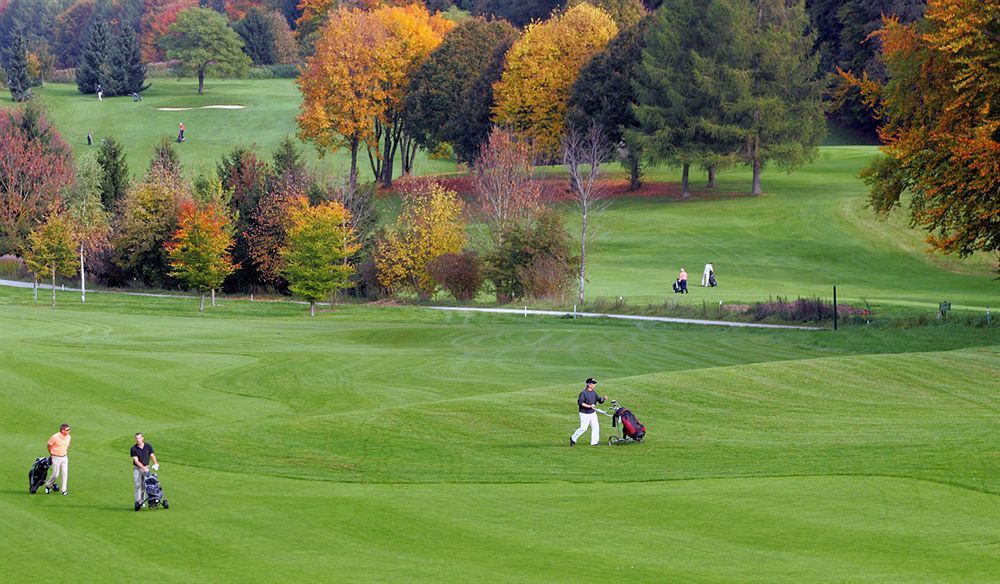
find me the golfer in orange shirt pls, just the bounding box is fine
[45,424,71,495]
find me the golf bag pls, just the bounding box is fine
[672,279,682,293]
[142,473,169,509]
[610,401,646,445]
[708,272,717,287]
[28,456,51,493]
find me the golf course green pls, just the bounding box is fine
[1,79,998,582]
[0,287,997,581]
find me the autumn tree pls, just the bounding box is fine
[141,0,198,62]
[298,4,451,191]
[0,103,75,256]
[113,169,190,286]
[159,7,251,94]
[843,0,999,259]
[484,207,577,302]
[566,0,644,28]
[493,4,617,161]
[166,199,237,310]
[298,7,387,194]
[375,181,466,300]
[263,9,297,64]
[24,208,78,308]
[280,198,359,316]
[471,127,541,249]
[52,0,95,68]
[404,17,519,161]
[367,4,453,186]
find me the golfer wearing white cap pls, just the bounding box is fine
[570,378,607,446]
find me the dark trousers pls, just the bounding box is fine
[680,279,688,293]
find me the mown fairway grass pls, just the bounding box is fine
[10,79,457,180]
[1,286,998,582]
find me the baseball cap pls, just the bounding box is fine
[586,378,597,384]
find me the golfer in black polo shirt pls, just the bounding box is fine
[570,378,607,446]
[130,433,159,511]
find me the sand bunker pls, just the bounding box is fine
[157,105,245,111]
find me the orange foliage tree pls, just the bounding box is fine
[842,0,999,259]
[141,0,198,61]
[165,199,238,311]
[297,4,451,192]
[492,4,617,161]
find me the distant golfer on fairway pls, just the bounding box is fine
[131,433,159,511]
[570,378,607,446]
[44,424,71,495]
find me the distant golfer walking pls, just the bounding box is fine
[131,433,159,511]
[570,378,607,446]
[44,424,71,495]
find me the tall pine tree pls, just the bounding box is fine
[695,0,825,195]
[235,8,276,66]
[632,0,742,196]
[114,25,146,95]
[97,136,130,212]
[5,32,33,101]
[76,18,111,94]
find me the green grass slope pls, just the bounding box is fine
[8,80,457,179]
[578,147,997,309]
[1,288,997,582]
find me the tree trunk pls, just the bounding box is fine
[199,292,205,312]
[50,265,56,308]
[681,163,690,198]
[198,69,205,95]
[309,301,316,317]
[628,154,641,190]
[349,138,359,195]
[79,244,86,303]
[211,288,216,306]
[707,166,717,188]
[752,157,762,195]
[33,276,38,301]
[579,208,587,305]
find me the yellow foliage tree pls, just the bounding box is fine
[492,4,618,161]
[375,181,466,300]
[297,4,452,192]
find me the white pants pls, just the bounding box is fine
[572,412,600,445]
[47,455,68,492]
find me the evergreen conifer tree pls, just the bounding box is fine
[235,9,276,66]
[115,25,146,95]
[5,33,33,101]
[97,136,130,212]
[76,19,111,94]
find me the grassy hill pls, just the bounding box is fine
[9,79,457,180]
[0,287,997,581]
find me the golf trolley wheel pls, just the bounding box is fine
[608,436,621,445]
[162,499,169,510]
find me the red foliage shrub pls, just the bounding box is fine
[427,250,483,301]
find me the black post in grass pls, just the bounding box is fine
[833,286,838,330]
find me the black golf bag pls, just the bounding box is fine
[708,271,717,287]
[611,403,646,444]
[29,456,51,493]
[142,473,169,509]
[672,279,682,293]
